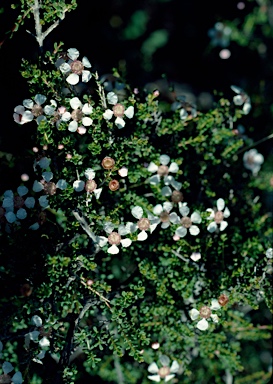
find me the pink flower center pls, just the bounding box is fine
[137,218,150,231]
[199,306,212,319]
[109,180,120,191]
[85,180,97,192]
[158,366,171,378]
[102,157,115,169]
[71,109,84,121]
[70,60,84,74]
[214,211,224,224]
[171,190,183,203]
[108,232,121,245]
[160,211,170,223]
[44,182,57,195]
[157,165,169,176]
[181,216,192,228]
[0,374,12,383]
[14,196,25,209]
[113,103,125,117]
[31,104,44,117]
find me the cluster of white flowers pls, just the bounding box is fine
[0,342,23,383]
[189,299,221,331]
[103,91,134,128]
[147,355,180,382]
[24,315,50,365]
[55,48,92,85]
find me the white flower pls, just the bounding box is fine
[231,85,251,115]
[64,97,93,133]
[243,148,264,176]
[0,361,23,384]
[103,92,134,128]
[13,94,54,125]
[175,203,202,238]
[148,355,180,382]
[56,48,92,85]
[73,168,102,200]
[152,202,180,229]
[24,315,50,355]
[190,252,201,261]
[97,222,132,254]
[171,96,197,121]
[266,248,273,259]
[206,198,230,233]
[147,155,181,189]
[208,22,232,47]
[33,171,67,206]
[189,299,221,331]
[1,187,35,223]
[128,206,158,241]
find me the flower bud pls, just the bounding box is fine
[218,294,229,306]
[102,157,115,169]
[109,180,120,191]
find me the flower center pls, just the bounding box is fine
[108,231,121,245]
[70,60,84,74]
[85,180,97,192]
[199,306,212,319]
[113,103,125,117]
[158,366,171,378]
[109,180,120,191]
[171,190,183,203]
[31,104,44,117]
[160,211,170,223]
[181,216,192,228]
[71,109,84,121]
[44,182,57,195]
[137,218,150,231]
[214,211,224,223]
[14,196,25,209]
[218,294,229,306]
[102,157,115,169]
[0,374,12,384]
[157,165,169,176]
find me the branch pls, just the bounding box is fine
[32,0,69,49]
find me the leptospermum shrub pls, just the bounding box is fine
[0,43,272,384]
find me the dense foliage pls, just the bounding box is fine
[0,1,272,383]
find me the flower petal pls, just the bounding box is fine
[115,116,125,128]
[217,198,225,211]
[82,56,92,68]
[168,162,179,173]
[196,318,209,331]
[131,206,143,219]
[189,225,200,236]
[124,106,134,118]
[103,109,114,120]
[175,226,187,237]
[120,238,132,247]
[31,315,43,327]
[137,230,148,241]
[220,220,228,231]
[159,154,170,165]
[66,73,79,85]
[73,180,85,192]
[148,362,159,374]
[108,244,119,254]
[210,299,221,310]
[147,162,158,173]
[207,221,217,233]
[153,204,163,215]
[82,70,91,83]
[191,211,202,224]
[189,308,199,320]
[67,48,80,60]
